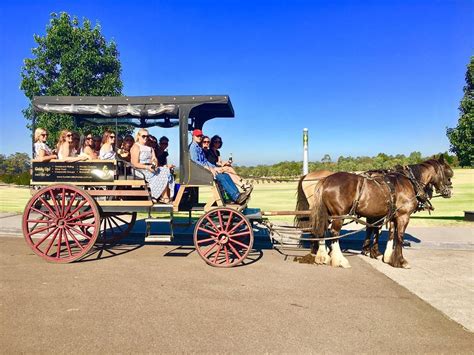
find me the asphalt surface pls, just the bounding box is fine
[1,235,473,354]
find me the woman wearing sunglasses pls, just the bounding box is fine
[208,135,252,191]
[33,128,57,162]
[56,130,86,162]
[79,132,98,160]
[130,128,175,204]
[99,130,117,160]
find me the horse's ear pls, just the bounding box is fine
[438,154,445,163]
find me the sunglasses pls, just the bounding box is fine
[86,137,93,140]
[141,135,149,139]
[66,134,73,137]
[203,140,210,143]
[214,140,222,144]
[41,133,48,137]
[110,135,116,139]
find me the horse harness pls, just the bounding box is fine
[349,165,434,225]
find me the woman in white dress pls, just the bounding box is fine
[33,128,57,162]
[130,128,174,203]
[99,130,117,160]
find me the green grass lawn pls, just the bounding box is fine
[1,169,472,227]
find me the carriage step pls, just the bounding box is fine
[145,235,172,242]
[145,218,172,223]
[152,204,174,210]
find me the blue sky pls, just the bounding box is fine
[0,0,472,165]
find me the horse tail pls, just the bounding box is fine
[294,174,310,227]
[311,181,329,238]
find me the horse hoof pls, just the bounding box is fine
[402,261,411,269]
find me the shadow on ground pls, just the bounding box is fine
[77,218,420,264]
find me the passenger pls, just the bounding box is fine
[117,134,134,162]
[156,136,170,166]
[208,135,251,190]
[72,132,81,156]
[79,132,98,160]
[145,134,159,158]
[116,135,123,151]
[99,130,116,160]
[131,128,175,204]
[92,135,101,156]
[200,135,210,150]
[189,129,250,204]
[56,130,86,162]
[33,128,57,162]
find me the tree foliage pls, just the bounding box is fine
[234,152,458,178]
[447,56,474,167]
[20,12,125,147]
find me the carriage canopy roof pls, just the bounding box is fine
[32,95,234,128]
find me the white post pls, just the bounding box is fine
[303,128,309,175]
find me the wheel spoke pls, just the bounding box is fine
[67,200,88,219]
[227,219,245,235]
[62,229,72,257]
[229,238,250,249]
[229,231,250,238]
[227,241,242,260]
[223,245,230,264]
[196,237,216,244]
[28,224,56,237]
[197,227,219,237]
[225,211,234,231]
[217,210,224,230]
[67,211,94,223]
[27,219,55,224]
[205,215,220,233]
[33,227,58,249]
[49,189,62,217]
[55,228,63,259]
[44,228,60,255]
[64,227,85,250]
[68,226,92,240]
[31,206,56,220]
[63,191,78,217]
[213,245,222,264]
[203,242,219,257]
[109,217,124,233]
[112,215,130,225]
[38,197,57,217]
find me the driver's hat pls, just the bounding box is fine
[192,129,203,136]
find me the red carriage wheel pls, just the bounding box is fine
[193,208,254,267]
[22,184,100,263]
[97,212,137,245]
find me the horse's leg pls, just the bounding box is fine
[383,221,396,264]
[314,240,330,265]
[361,225,373,256]
[370,226,383,259]
[328,220,351,268]
[389,215,411,269]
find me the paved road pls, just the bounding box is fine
[1,235,473,353]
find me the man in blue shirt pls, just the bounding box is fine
[189,129,250,204]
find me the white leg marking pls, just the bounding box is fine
[330,240,351,268]
[315,241,330,265]
[383,240,393,264]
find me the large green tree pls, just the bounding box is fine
[447,57,474,167]
[21,12,123,146]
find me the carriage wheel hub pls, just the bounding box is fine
[57,219,66,227]
[218,233,229,244]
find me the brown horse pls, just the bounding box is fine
[295,170,334,228]
[310,155,453,268]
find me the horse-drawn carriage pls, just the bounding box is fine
[24,95,261,267]
[23,94,454,269]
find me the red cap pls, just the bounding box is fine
[193,129,203,136]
